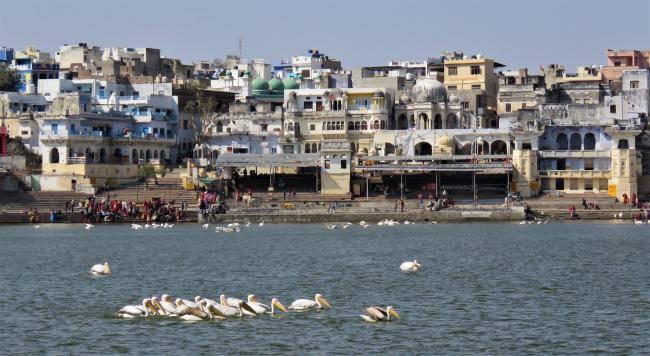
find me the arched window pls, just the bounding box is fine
[434,114,442,129]
[355,121,361,130]
[418,113,428,129]
[154,150,159,159]
[326,122,332,130]
[305,144,311,153]
[99,148,107,163]
[373,120,380,129]
[569,133,582,150]
[132,149,138,164]
[348,121,354,130]
[114,148,122,158]
[160,150,166,161]
[335,122,341,130]
[288,123,294,132]
[584,133,596,150]
[414,142,432,156]
[380,120,386,129]
[490,140,508,155]
[216,121,223,132]
[385,143,395,155]
[68,147,74,158]
[397,114,408,130]
[50,148,60,163]
[350,142,356,154]
[361,121,368,130]
[556,133,568,150]
[145,149,152,163]
[446,114,458,129]
[324,155,331,169]
[618,139,629,149]
[139,150,144,160]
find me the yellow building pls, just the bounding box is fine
[443,56,504,111]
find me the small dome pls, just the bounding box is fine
[251,77,269,91]
[413,78,446,102]
[268,77,284,91]
[448,93,459,103]
[400,94,412,104]
[437,134,453,148]
[283,78,299,90]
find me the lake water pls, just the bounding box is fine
[1,222,649,354]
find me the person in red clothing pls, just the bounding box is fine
[622,193,629,204]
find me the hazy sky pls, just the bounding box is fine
[1,0,649,72]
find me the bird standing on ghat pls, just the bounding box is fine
[400,260,421,273]
[90,261,111,275]
[360,306,400,322]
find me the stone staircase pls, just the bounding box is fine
[0,191,89,212]
[101,176,198,207]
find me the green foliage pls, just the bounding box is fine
[138,164,165,180]
[0,63,19,92]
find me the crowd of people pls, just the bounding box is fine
[72,195,186,223]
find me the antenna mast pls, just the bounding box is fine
[239,36,243,59]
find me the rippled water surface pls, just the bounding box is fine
[1,222,650,354]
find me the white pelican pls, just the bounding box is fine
[246,295,288,314]
[400,260,421,273]
[202,223,209,229]
[117,299,155,318]
[174,299,212,321]
[150,296,167,316]
[288,294,331,311]
[259,222,265,227]
[360,306,400,322]
[159,294,181,315]
[204,298,256,318]
[85,224,94,230]
[180,296,202,309]
[33,224,40,229]
[221,295,256,316]
[90,261,111,275]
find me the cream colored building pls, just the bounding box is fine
[443,55,503,111]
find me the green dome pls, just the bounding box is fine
[268,77,284,91]
[283,78,299,90]
[251,77,269,91]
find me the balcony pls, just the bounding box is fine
[539,170,610,179]
[113,134,176,144]
[538,150,610,158]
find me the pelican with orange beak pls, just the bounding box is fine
[288,293,331,311]
[90,261,111,275]
[246,295,288,314]
[360,305,400,322]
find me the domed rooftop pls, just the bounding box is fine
[284,78,299,90]
[268,77,284,91]
[252,77,268,91]
[412,78,446,102]
[437,134,454,148]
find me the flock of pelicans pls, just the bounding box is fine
[89,259,420,323]
[324,219,438,230]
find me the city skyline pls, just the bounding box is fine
[1,0,649,71]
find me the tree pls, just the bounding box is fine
[0,63,19,92]
[183,84,218,144]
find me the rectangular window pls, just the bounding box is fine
[584,158,594,170]
[471,84,481,90]
[309,124,316,131]
[584,179,593,190]
[447,85,457,91]
[630,80,639,89]
[470,66,481,75]
[304,101,313,110]
[448,67,457,76]
[570,178,579,190]
[461,101,470,109]
[610,104,616,113]
[316,101,323,111]
[260,124,268,132]
[522,103,527,109]
[506,103,512,112]
[183,120,188,130]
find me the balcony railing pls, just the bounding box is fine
[538,150,610,158]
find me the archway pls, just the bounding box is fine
[99,148,107,163]
[348,122,354,131]
[68,147,74,158]
[50,148,60,163]
[418,113,429,129]
[160,150,166,161]
[361,121,368,130]
[373,120,380,130]
[305,144,311,153]
[154,150,159,159]
[114,148,122,158]
[311,143,318,152]
[569,133,582,150]
[385,143,396,155]
[556,133,568,150]
[380,120,386,129]
[145,149,152,163]
[446,113,458,129]
[85,147,92,162]
[434,114,442,129]
[490,140,508,154]
[397,114,408,130]
[132,149,138,164]
[414,142,432,156]
[584,133,596,150]
[139,150,144,161]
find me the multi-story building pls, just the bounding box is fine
[602,49,650,84]
[497,68,546,116]
[443,53,504,113]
